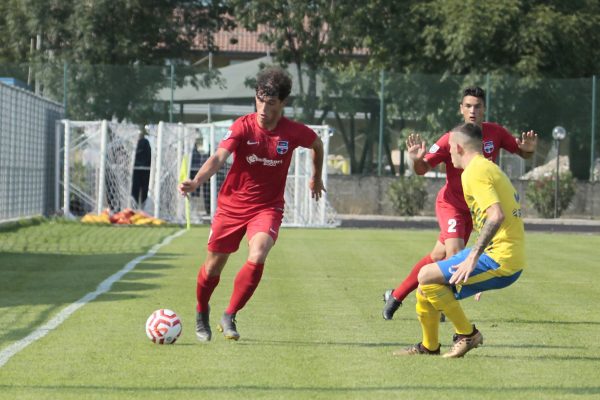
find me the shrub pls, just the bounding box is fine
[525,171,576,218]
[387,176,428,216]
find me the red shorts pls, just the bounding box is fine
[207,208,284,253]
[435,198,473,245]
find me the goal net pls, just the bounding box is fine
[60,120,339,227]
[60,120,140,216]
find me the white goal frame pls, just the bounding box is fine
[58,120,339,227]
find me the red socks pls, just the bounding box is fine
[225,261,264,315]
[392,254,434,302]
[196,265,220,313]
[195,261,265,314]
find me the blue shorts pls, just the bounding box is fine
[436,248,522,300]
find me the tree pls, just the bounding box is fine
[230,1,412,173]
[0,0,233,121]
[360,0,600,79]
[229,0,361,124]
[361,0,600,178]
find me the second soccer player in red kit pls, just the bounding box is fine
[382,87,537,320]
[178,67,326,342]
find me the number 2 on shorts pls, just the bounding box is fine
[447,218,457,233]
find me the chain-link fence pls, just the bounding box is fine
[0,81,64,223]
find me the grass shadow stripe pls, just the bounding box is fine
[0,229,187,368]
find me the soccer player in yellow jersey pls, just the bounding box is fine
[394,122,526,358]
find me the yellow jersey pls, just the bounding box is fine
[462,154,526,271]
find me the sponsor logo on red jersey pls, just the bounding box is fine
[246,154,284,167]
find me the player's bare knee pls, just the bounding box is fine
[204,252,228,276]
[418,263,445,285]
[247,249,268,264]
[418,265,434,284]
[444,238,464,257]
[446,246,462,257]
[430,252,444,262]
[247,243,270,264]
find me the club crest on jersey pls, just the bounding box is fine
[483,140,494,154]
[276,141,289,155]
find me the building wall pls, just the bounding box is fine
[327,175,600,219]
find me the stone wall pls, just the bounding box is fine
[326,175,600,219]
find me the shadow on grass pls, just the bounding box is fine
[239,338,587,352]
[241,338,410,348]
[477,318,600,326]
[0,251,178,344]
[0,384,598,395]
[477,354,600,362]
[0,252,178,307]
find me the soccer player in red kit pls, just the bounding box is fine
[382,87,537,320]
[178,67,326,341]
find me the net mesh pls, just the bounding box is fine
[67,122,102,215]
[105,122,139,211]
[65,121,139,215]
[63,120,339,227]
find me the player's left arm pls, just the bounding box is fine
[450,202,504,284]
[309,136,326,201]
[515,130,538,159]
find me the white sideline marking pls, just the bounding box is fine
[0,229,187,368]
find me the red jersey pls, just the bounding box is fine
[424,122,519,212]
[217,113,317,214]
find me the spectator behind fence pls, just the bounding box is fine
[131,128,152,207]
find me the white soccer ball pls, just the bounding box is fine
[145,309,182,344]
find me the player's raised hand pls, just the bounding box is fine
[516,130,538,153]
[309,177,326,201]
[406,133,427,161]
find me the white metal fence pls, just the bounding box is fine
[0,82,64,223]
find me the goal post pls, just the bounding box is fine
[59,120,142,217]
[59,120,339,227]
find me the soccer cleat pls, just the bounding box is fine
[195,307,212,342]
[392,342,440,356]
[442,325,483,358]
[382,289,402,320]
[217,312,240,341]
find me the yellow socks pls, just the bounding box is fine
[420,284,472,335]
[416,289,440,351]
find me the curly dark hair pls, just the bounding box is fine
[255,67,292,101]
[462,86,486,104]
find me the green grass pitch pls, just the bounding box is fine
[0,219,599,399]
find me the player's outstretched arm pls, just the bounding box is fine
[309,137,326,201]
[406,133,431,175]
[178,148,230,195]
[516,130,538,159]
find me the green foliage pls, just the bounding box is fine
[230,0,362,125]
[387,175,428,216]
[0,0,232,121]
[526,171,576,218]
